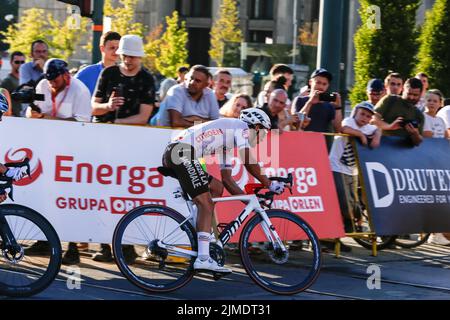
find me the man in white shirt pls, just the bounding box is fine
[160,65,220,128]
[26,58,91,122]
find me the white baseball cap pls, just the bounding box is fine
[116,34,145,57]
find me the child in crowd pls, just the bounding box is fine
[329,102,381,232]
[423,89,449,139]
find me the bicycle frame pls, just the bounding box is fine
[156,193,287,258]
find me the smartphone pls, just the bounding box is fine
[401,119,419,128]
[113,84,124,98]
[319,92,337,102]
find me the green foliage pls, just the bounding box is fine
[143,24,163,74]
[1,8,89,61]
[104,0,145,37]
[350,0,421,105]
[153,11,188,78]
[209,0,243,67]
[416,0,450,97]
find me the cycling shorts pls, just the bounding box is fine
[162,143,211,199]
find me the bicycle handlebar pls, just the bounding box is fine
[244,173,293,208]
[0,157,31,201]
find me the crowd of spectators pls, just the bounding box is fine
[1,32,450,261]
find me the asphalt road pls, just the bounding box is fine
[4,238,449,301]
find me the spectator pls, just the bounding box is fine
[437,101,450,138]
[384,72,403,96]
[159,65,220,128]
[23,58,91,258]
[92,34,155,125]
[350,79,386,118]
[176,66,189,84]
[423,89,448,139]
[149,78,178,126]
[212,69,233,108]
[75,31,121,96]
[373,77,424,146]
[329,102,381,234]
[1,51,25,116]
[25,58,91,121]
[257,64,294,107]
[20,40,49,85]
[291,68,342,134]
[415,72,429,112]
[219,93,252,118]
[91,35,155,263]
[366,78,386,106]
[261,89,299,131]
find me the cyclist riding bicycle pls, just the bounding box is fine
[0,93,27,203]
[162,107,286,274]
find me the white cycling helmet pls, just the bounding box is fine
[240,107,271,130]
[0,93,8,120]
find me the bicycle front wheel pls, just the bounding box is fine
[239,209,321,295]
[112,205,197,293]
[0,204,62,297]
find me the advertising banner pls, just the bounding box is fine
[356,136,450,235]
[0,118,344,243]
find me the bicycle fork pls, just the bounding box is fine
[255,209,288,253]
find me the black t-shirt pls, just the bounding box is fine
[293,96,336,133]
[261,103,279,129]
[218,97,229,109]
[93,65,155,123]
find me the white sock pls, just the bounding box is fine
[197,232,210,261]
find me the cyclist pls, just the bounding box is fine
[0,93,28,203]
[162,107,285,274]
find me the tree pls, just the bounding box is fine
[415,0,450,97]
[154,11,188,78]
[350,0,421,105]
[209,0,243,67]
[143,24,163,74]
[104,0,145,37]
[1,8,88,61]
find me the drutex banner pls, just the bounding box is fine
[0,118,344,243]
[356,136,450,235]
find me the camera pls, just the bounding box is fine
[11,83,45,113]
[318,92,337,102]
[400,119,419,128]
[11,84,45,103]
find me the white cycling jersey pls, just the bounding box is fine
[171,118,250,169]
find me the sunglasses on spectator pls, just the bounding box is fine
[13,60,25,65]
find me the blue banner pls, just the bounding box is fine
[356,136,450,235]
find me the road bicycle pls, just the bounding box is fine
[112,168,322,295]
[0,158,62,297]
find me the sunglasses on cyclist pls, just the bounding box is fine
[13,60,25,65]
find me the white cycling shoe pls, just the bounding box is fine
[193,257,232,274]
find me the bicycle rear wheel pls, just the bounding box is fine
[0,204,62,297]
[239,209,321,295]
[394,233,430,248]
[112,205,197,293]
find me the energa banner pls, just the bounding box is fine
[0,117,344,242]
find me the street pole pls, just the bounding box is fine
[292,0,298,65]
[91,0,104,64]
[317,0,344,92]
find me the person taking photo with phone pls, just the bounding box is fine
[291,68,342,134]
